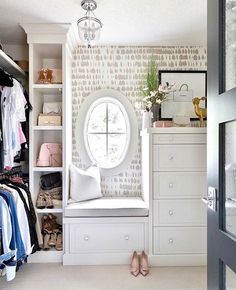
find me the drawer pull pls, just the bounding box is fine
[124,235,129,241]
[84,236,89,241]
[168,210,174,216]
[168,238,174,244]
[168,154,174,161]
[169,183,173,188]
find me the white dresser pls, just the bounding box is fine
[142,127,207,266]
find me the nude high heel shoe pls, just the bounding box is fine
[140,251,149,276]
[130,251,139,277]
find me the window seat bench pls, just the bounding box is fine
[64,197,149,217]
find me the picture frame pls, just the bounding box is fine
[159,70,207,120]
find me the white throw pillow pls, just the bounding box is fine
[70,164,103,202]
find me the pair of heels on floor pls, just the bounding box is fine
[130,251,149,277]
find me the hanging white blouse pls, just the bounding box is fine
[1,79,27,168]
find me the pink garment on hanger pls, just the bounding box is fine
[18,123,26,144]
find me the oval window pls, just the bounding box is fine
[84,97,130,169]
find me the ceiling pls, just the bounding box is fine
[0,0,207,46]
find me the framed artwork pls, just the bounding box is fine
[159,70,207,120]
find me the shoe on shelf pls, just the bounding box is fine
[140,251,149,276]
[48,232,57,247]
[42,214,53,233]
[55,232,63,251]
[44,192,54,209]
[130,251,140,277]
[43,233,50,250]
[36,192,46,209]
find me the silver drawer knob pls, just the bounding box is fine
[84,236,89,241]
[168,238,174,244]
[124,235,129,240]
[169,155,174,160]
[169,210,174,216]
[169,183,173,188]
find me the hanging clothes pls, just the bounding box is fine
[1,78,27,170]
[0,177,40,282]
[0,189,26,281]
[0,196,16,281]
[0,69,14,172]
[0,69,13,87]
[2,180,41,253]
[0,184,32,256]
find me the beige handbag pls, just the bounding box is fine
[38,114,62,126]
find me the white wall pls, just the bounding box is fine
[3,44,28,60]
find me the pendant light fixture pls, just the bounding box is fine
[77,0,103,48]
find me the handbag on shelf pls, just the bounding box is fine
[43,102,62,114]
[40,173,62,190]
[36,143,62,167]
[38,114,62,126]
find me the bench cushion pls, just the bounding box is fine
[65,197,149,217]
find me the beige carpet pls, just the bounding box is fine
[0,264,207,290]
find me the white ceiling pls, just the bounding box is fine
[0,0,207,46]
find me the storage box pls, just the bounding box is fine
[153,121,173,127]
[38,114,62,126]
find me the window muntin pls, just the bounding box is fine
[84,98,130,169]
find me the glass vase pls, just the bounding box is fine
[150,103,160,124]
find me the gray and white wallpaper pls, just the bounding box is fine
[72,46,207,197]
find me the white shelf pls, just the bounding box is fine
[36,206,63,214]
[0,50,27,78]
[33,126,63,131]
[32,83,63,94]
[33,167,63,172]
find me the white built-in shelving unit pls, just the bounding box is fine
[21,23,76,263]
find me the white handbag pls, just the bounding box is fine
[43,102,62,114]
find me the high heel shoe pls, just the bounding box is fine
[130,251,140,277]
[140,251,149,276]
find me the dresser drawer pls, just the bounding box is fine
[153,227,207,254]
[153,172,207,199]
[153,134,206,145]
[153,145,206,171]
[153,200,207,226]
[69,223,145,253]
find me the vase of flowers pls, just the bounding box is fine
[141,57,173,124]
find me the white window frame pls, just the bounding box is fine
[84,97,130,169]
[76,89,138,176]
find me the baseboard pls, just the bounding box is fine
[149,254,207,266]
[63,253,132,265]
[28,251,63,263]
[63,253,206,266]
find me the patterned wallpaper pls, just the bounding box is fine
[72,46,207,197]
